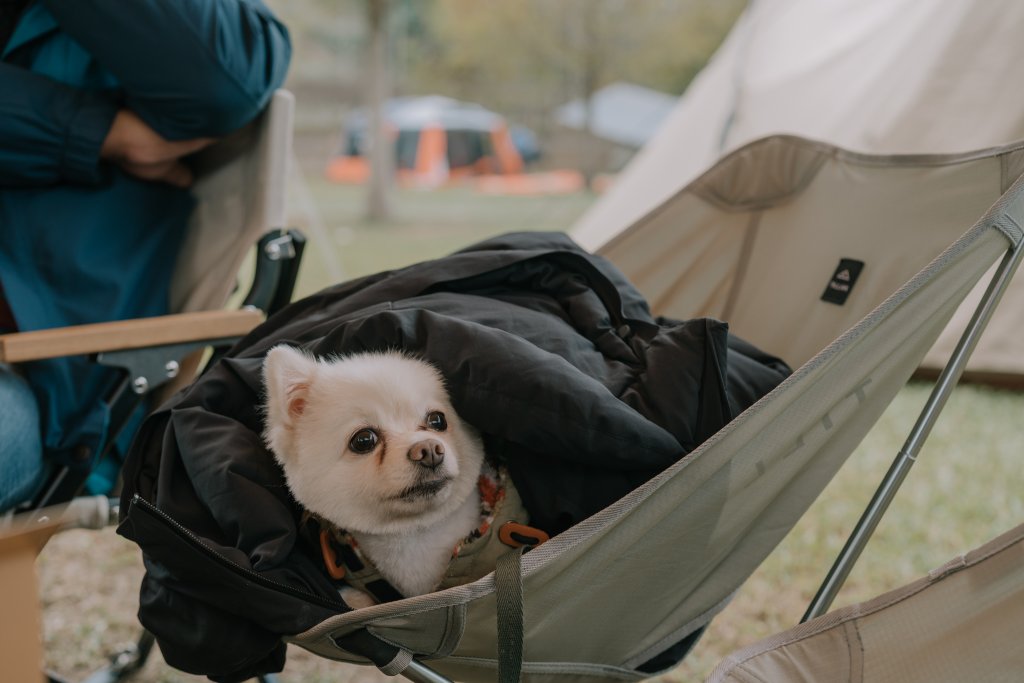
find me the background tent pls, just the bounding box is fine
[554,82,676,176]
[570,0,1024,385]
[327,95,524,188]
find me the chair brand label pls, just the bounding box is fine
[821,258,864,305]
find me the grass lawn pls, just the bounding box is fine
[38,179,1024,682]
[287,178,597,299]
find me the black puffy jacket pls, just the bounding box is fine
[118,232,790,680]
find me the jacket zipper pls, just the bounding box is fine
[130,494,348,610]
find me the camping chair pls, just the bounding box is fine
[119,134,1024,683]
[707,520,1024,682]
[0,90,303,683]
[293,135,1024,682]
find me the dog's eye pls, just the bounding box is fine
[426,411,447,432]
[348,428,379,454]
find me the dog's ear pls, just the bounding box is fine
[263,345,317,433]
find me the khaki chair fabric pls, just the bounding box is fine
[170,89,294,314]
[288,136,1024,682]
[708,523,1024,683]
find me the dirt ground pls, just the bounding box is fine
[39,527,386,682]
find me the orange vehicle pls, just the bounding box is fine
[327,96,525,187]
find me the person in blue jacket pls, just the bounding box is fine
[0,0,291,511]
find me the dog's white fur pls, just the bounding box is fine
[262,346,485,603]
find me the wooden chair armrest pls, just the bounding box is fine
[0,309,263,363]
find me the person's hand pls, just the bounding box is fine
[100,109,216,188]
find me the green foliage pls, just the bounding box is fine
[387,0,741,126]
[406,0,747,105]
[265,0,746,123]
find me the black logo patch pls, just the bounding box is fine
[821,259,864,305]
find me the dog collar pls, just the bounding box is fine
[317,465,548,603]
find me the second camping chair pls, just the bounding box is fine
[1,90,303,683]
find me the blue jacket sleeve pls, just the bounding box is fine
[41,0,292,139]
[0,63,119,187]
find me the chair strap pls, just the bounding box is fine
[496,547,525,683]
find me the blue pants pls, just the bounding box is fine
[0,364,45,512]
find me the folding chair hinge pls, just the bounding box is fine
[96,338,240,395]
[264,234,297,261]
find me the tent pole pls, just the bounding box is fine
[802,238,1024,623]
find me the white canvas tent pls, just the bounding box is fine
[571,0,1024,385]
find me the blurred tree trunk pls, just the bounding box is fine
[580,3,603,189]
[366,0,392,222]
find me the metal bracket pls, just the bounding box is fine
[96,338,241,395]
[242,229,305,315]
[264,233,297,261]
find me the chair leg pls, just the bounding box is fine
[80,629,156,683]
[402,661,455,682]
[55,629,280,683]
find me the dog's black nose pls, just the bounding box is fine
[408,439,445,469]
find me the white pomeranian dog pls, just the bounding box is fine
[262,345,486,608]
